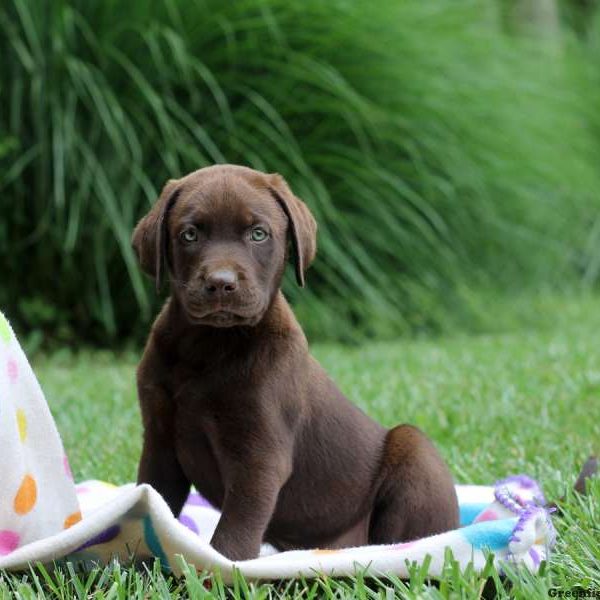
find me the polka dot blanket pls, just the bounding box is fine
[0,311,556,581]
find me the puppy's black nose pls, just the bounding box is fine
[204,269,238,294]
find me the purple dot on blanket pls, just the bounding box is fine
[186,492,212,508]
[0,530,20,555]
[516,476,535,489]
[178,513,199,535]
[529,547,540,567]
[529,548,541,567]
[75,525,121,551]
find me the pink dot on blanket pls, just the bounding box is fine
[474,509,499,523]
[7,358,18,383]
[0,531,20,555]
[391,541,416,550]
[63,456,73,479]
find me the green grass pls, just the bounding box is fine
[1,295,598,597]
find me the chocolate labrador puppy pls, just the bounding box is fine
[132,164,458,560]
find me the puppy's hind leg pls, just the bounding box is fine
[368,424,459,544]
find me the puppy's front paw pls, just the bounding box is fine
[210,529,259,561]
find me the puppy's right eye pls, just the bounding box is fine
[179,227,198,244]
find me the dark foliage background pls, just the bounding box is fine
[1,0,599,346]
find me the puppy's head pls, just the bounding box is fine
[132,165,317,327]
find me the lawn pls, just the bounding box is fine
[1,295,599,598]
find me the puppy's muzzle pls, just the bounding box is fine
[184,266,265,325]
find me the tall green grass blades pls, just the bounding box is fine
[1,0,599,343]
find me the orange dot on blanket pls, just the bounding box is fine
[14,474,37,515]
[64,511,82,529]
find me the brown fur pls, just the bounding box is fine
[132,164,459,560]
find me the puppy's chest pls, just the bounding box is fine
[172,359,252,413]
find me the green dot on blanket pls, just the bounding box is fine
[0,314,11,343]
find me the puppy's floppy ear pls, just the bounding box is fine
[268,174,317,287]
[131,179,181,292]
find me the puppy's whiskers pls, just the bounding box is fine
[170,277,190,290]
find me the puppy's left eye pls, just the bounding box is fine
[250,227,269,242]
[180,227,198,244]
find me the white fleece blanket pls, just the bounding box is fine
[0,311,555,581]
